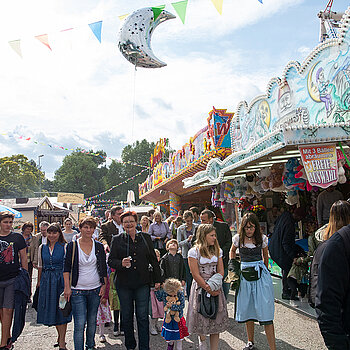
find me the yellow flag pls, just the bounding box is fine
[211,0,223,15]
[118,14,129,21]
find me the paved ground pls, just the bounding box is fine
[14,289,326,350]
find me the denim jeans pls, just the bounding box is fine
[184,258,193,298]
[117,284,150,350]
[71,287,101,350]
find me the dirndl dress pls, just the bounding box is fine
[186,248,228,335]
[37,243,72,326]
[234,237,275,324]
[161,317,189,341]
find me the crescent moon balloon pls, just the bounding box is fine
[307,61,321,102]
[118,7,176,68]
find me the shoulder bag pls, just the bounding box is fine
[59,241,75,317]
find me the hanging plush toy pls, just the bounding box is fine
[232,177,248,199]
[269,163,286,191]
[283,158,306,191]
[259,168,271,191]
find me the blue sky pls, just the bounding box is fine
[0,0,349,181]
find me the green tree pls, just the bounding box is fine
[104,139,155,202]
[0,154,45,198]
[54,149,107,198]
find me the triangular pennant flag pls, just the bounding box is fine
[118,14,129,21]
[171,0,188,24]
[35,34,52,50]
[88,21,102,43]
[211,0,223,15]
[152,5,166,21]
[258,0,263,3]
[8,40,22,58]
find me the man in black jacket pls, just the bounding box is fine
[268,208,305,299]
[99,206,124,250]
[316,225,350,350]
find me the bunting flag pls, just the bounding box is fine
[0,131,151,169]
[35,34,52,50]
[211,0,223,15]
[171,0,188,24]
[118,14,129,21]
[8,40,22,58]
[152,5,166,21]
[88,21,103,43]
[85,168,148,200]
[258,0,263,3]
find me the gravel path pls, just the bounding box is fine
[14,290,326,350]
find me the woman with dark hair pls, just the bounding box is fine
[108,211,162,350]
[36,223,71,350]
[229,212,276,350]
[0,211,27,350]
[63,216,107,350]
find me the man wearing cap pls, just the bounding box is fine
[268,207,305,300]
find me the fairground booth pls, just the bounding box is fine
[138,108,234,216]
[183,8,350,275]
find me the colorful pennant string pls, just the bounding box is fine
[0,131,150,169]
[85,168,148,200]
[6,1,263,58]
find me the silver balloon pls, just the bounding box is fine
[118,7,176,68]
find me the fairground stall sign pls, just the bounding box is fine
[184,8,350,190]
[138,107,234,214]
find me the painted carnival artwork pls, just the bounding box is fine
[234,12,350,152]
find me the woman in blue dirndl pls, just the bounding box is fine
[37,223,71,350]
[229,212,276,350]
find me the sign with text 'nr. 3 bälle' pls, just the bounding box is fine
[299,143,338,189]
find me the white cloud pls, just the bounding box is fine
[0,0,308,177]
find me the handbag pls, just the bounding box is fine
[198,288,219,319]
[32,286,39,311]
[59,241,75,317]
[241,266,261,282]
[139,233,155,287]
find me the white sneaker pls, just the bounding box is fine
[290,300,298,307]
[99,334,106,343]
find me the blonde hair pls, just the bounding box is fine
[163,278,182,296]
[194,224,219,259]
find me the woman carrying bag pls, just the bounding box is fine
[63,217,107,350]
[36,223,71,350]
[229,212,276,350]
[108,211,162,350]
[187,224,228,350]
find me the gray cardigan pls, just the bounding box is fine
[177,223,198,258]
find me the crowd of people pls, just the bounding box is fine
[0,199,349,350]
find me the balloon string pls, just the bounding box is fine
[131,61,137,143]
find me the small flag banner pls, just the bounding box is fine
[85,168,148,200]
[7,0,263,58]
[0,131,150,169]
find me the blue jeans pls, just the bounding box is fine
[71,287,101,350]
[184,258,193,298]
[117,284,150,350]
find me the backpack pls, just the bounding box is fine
[308,226,350,308]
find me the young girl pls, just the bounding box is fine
[229,212,276,350]
[155,278,188,350]
[149,249,164,335]
[96,263,112,343]
[187,224,228,350]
